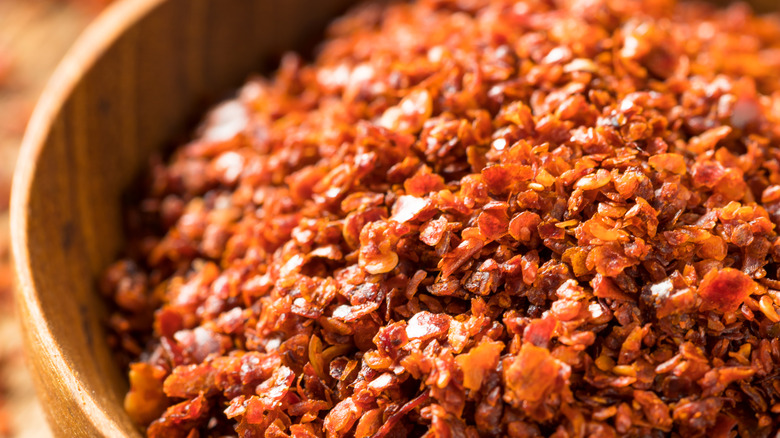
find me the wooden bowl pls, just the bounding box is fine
[11,0,356,435]
[11,0,780,436]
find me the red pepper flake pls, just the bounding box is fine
[323,397,362,438]
[453,341,502,396]
[405,311,451,341]
[477,201,509,241]
[648,153,687,175]
[503,343,571,406]
[125,363,169,426]
[439,238,484,279]
[404,171,446,197]
[698,268,758,314]
[390,195,430,224]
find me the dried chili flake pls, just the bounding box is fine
[455,340,503,392]
[503,342,571,406]
[698,268,758,314]
[323,397,361,438]
[125,363,169,426]
[105,0,780,436]
[390,195,430,224]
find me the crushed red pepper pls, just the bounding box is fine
[103,0,780,436]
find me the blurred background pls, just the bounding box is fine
[0,0,111,436]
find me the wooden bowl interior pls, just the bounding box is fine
[13,0,356,435]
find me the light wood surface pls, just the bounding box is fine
[11,0,356,436]
[0,2,93,437]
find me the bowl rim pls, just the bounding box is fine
[10,0,167,434]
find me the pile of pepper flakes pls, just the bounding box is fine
[104,0,780,436]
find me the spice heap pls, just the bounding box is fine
[104,0,780,436]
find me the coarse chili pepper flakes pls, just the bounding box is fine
[102,0,780,436]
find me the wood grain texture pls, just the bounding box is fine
[11,0,356,436]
